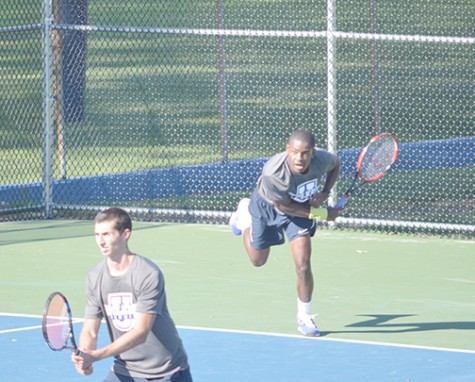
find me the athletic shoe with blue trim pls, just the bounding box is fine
[229,198,251,235]
[297,315,320,337]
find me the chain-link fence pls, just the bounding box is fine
[1,0,474,237]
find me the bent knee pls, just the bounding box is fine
[247,248,269,267]
[250,257,267,267]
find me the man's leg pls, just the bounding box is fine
[290,235,319,336]
[290,235,313,302]
[230,196,272,266]
[242,227,270,267]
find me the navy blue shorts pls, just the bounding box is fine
[103,368,192,382]
[249,190,317,250]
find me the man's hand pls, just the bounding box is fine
[72,350,96,376]
[309,191,330,208]
[326,206,343,221]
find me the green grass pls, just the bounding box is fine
[0,144,265,184]
[0,1,473,232]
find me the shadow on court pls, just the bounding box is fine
[0,221,170,246]
[321,314,475,336]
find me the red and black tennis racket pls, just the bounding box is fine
[335,133,399,208]
[42,291,80,355]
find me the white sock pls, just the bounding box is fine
[297,298,312,317]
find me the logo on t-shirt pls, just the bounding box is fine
[105,293,136,332]
[289,179,318,203]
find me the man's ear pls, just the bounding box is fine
[122,228,132,240]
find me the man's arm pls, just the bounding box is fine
[309,156,341,208]
[71,318,101,375]
[72,312,156,374]
[321,156,341,195]
[274,156,342,220]
[80,317,101,350]
[273,199,313,218]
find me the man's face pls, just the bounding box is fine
[94,221,129,258]
[286,138,314,174]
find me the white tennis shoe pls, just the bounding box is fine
[297,315,320,337]
[229,198,251,235]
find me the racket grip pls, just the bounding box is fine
[335,194,349,208]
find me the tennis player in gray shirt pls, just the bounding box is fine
[230,129,342,336]
[72,208,192,382]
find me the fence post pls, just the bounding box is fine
[326,0,338,204]
[216,0,229,163]
[370,0,381,135]
[52,0,66,179]
[42,0,54,218]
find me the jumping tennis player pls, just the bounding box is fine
[71,208,192,381]
[230,129,342,336]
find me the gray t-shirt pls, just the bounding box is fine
[257,149,338,205]
[85,254,189,379]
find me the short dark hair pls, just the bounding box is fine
[288,129,315,148]
[94,207,132,233]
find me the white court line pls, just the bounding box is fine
[1,313,474,355]
[178,325,475,355]
[0,313,84,334]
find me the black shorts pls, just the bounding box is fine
[249,190,317,250]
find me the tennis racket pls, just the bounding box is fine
[42,291,80,355]
[335,133,399,208]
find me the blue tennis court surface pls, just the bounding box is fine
[2,314,474,382]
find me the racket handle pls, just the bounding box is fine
[335,194,349,208]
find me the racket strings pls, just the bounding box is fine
[45,296,70,349]
[359,137,397,181]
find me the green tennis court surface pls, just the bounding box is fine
[0,221,475,380]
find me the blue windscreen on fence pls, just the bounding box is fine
[1,137,473,205]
